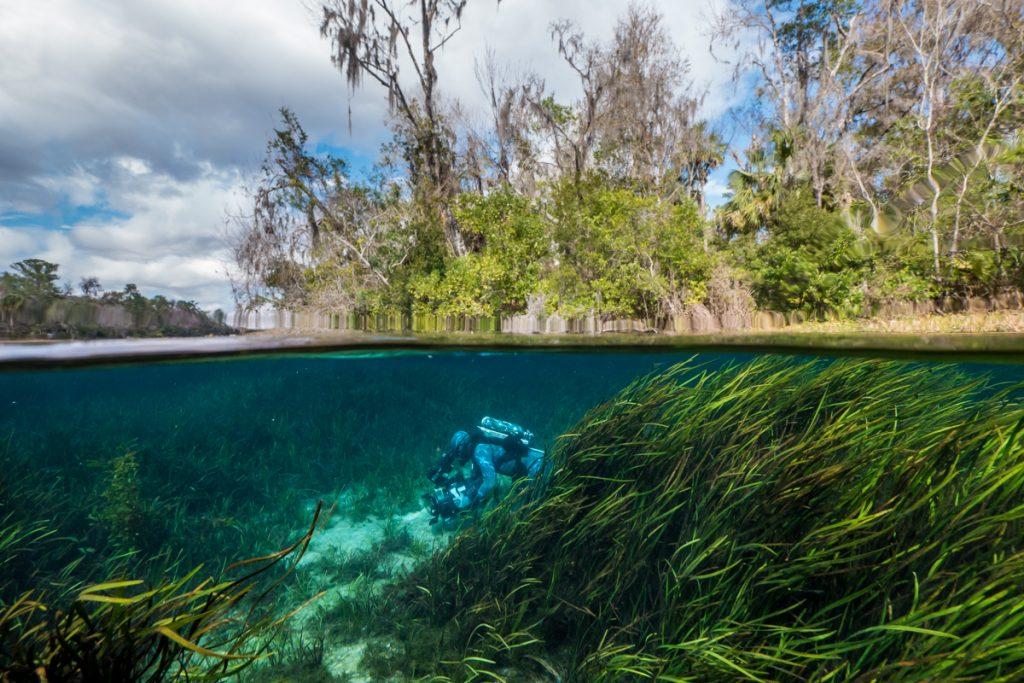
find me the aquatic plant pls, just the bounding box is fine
[0,503,323,681]
[395,358,1024,680]
[94,449,161,554]
[248,616,331,683]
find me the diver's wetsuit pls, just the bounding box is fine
[434,430,544,511]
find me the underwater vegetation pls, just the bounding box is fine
[371,357,1024,681]
[0,352,688,680]
[0,353,662,595]
[0,505,321,682]
[6,351,1024,680]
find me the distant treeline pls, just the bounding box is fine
[232,1,1024,324]
[0,259,231,339]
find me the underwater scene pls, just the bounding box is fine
[3,348,1024,681]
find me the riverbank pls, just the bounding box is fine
[7,325,1024,370]
[789,309,1024,334]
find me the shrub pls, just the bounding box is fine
[409,192,546,316]
[545,177,711,317]
[746,189,867,317]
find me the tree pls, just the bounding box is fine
[718,132,793,238]
[850,0,1024,274]
[467,49,542,194]
[233,109,413,310]
[711,0,890,206]
[678,123,726,215]
[597,4,713,194]
[747,188,867,315]
[9,259,61,299]
[1,260,62,315]
[80,277,102,298]
[320,0,492,257]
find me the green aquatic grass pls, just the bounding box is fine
[394,357,1024,681]
[0,504,323,681]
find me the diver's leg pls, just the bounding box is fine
[470,449,498,505]
[524,448,545,478]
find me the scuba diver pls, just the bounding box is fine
[424,417,544,523]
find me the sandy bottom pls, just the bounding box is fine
[288,495,453,680]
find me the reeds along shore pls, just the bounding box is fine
[394,358,1024,681]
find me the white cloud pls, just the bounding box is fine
[0,168,243,310]
[34,166,103,208]
[0,227,43,256]
[117,157,152,176]
[0,0,745,312]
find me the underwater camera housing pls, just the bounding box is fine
[425,476,472,524]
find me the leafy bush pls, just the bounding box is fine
[544,177,711,317]
[746,189,867,317]
[409,192,546,316]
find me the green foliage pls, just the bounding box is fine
[409,192,546,316]
[0,259,62,316]
[0,505,322,681]
[398,358,1024,680]
[93,450,160,555]
[745,189,867,316]
[236,1,1024,324]
[545,177,711,317]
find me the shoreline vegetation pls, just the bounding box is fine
[231,1,1024,342]
[0,259,232,339]
[241,304,1024,337]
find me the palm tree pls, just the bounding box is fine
[717,132,793,239]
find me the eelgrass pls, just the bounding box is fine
[400,358,1024,681]
[0,503,323,681]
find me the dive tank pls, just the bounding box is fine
[478,416,534,446]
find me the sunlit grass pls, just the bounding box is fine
[0,504,323,680]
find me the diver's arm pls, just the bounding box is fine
[428,450,455,483]
[524,447,545,477]
[429,430,479,483]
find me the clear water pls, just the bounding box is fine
[3,348,1024,678]
[0,351,709,585]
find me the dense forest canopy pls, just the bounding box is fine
[232,0,1024,321]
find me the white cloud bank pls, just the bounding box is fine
[0,0,742,311]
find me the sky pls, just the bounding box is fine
[0,0,747,311]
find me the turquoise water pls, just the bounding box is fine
[3,348,1024,679]
[0,351,713,589]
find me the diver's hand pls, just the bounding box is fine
[452,484,478,511]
